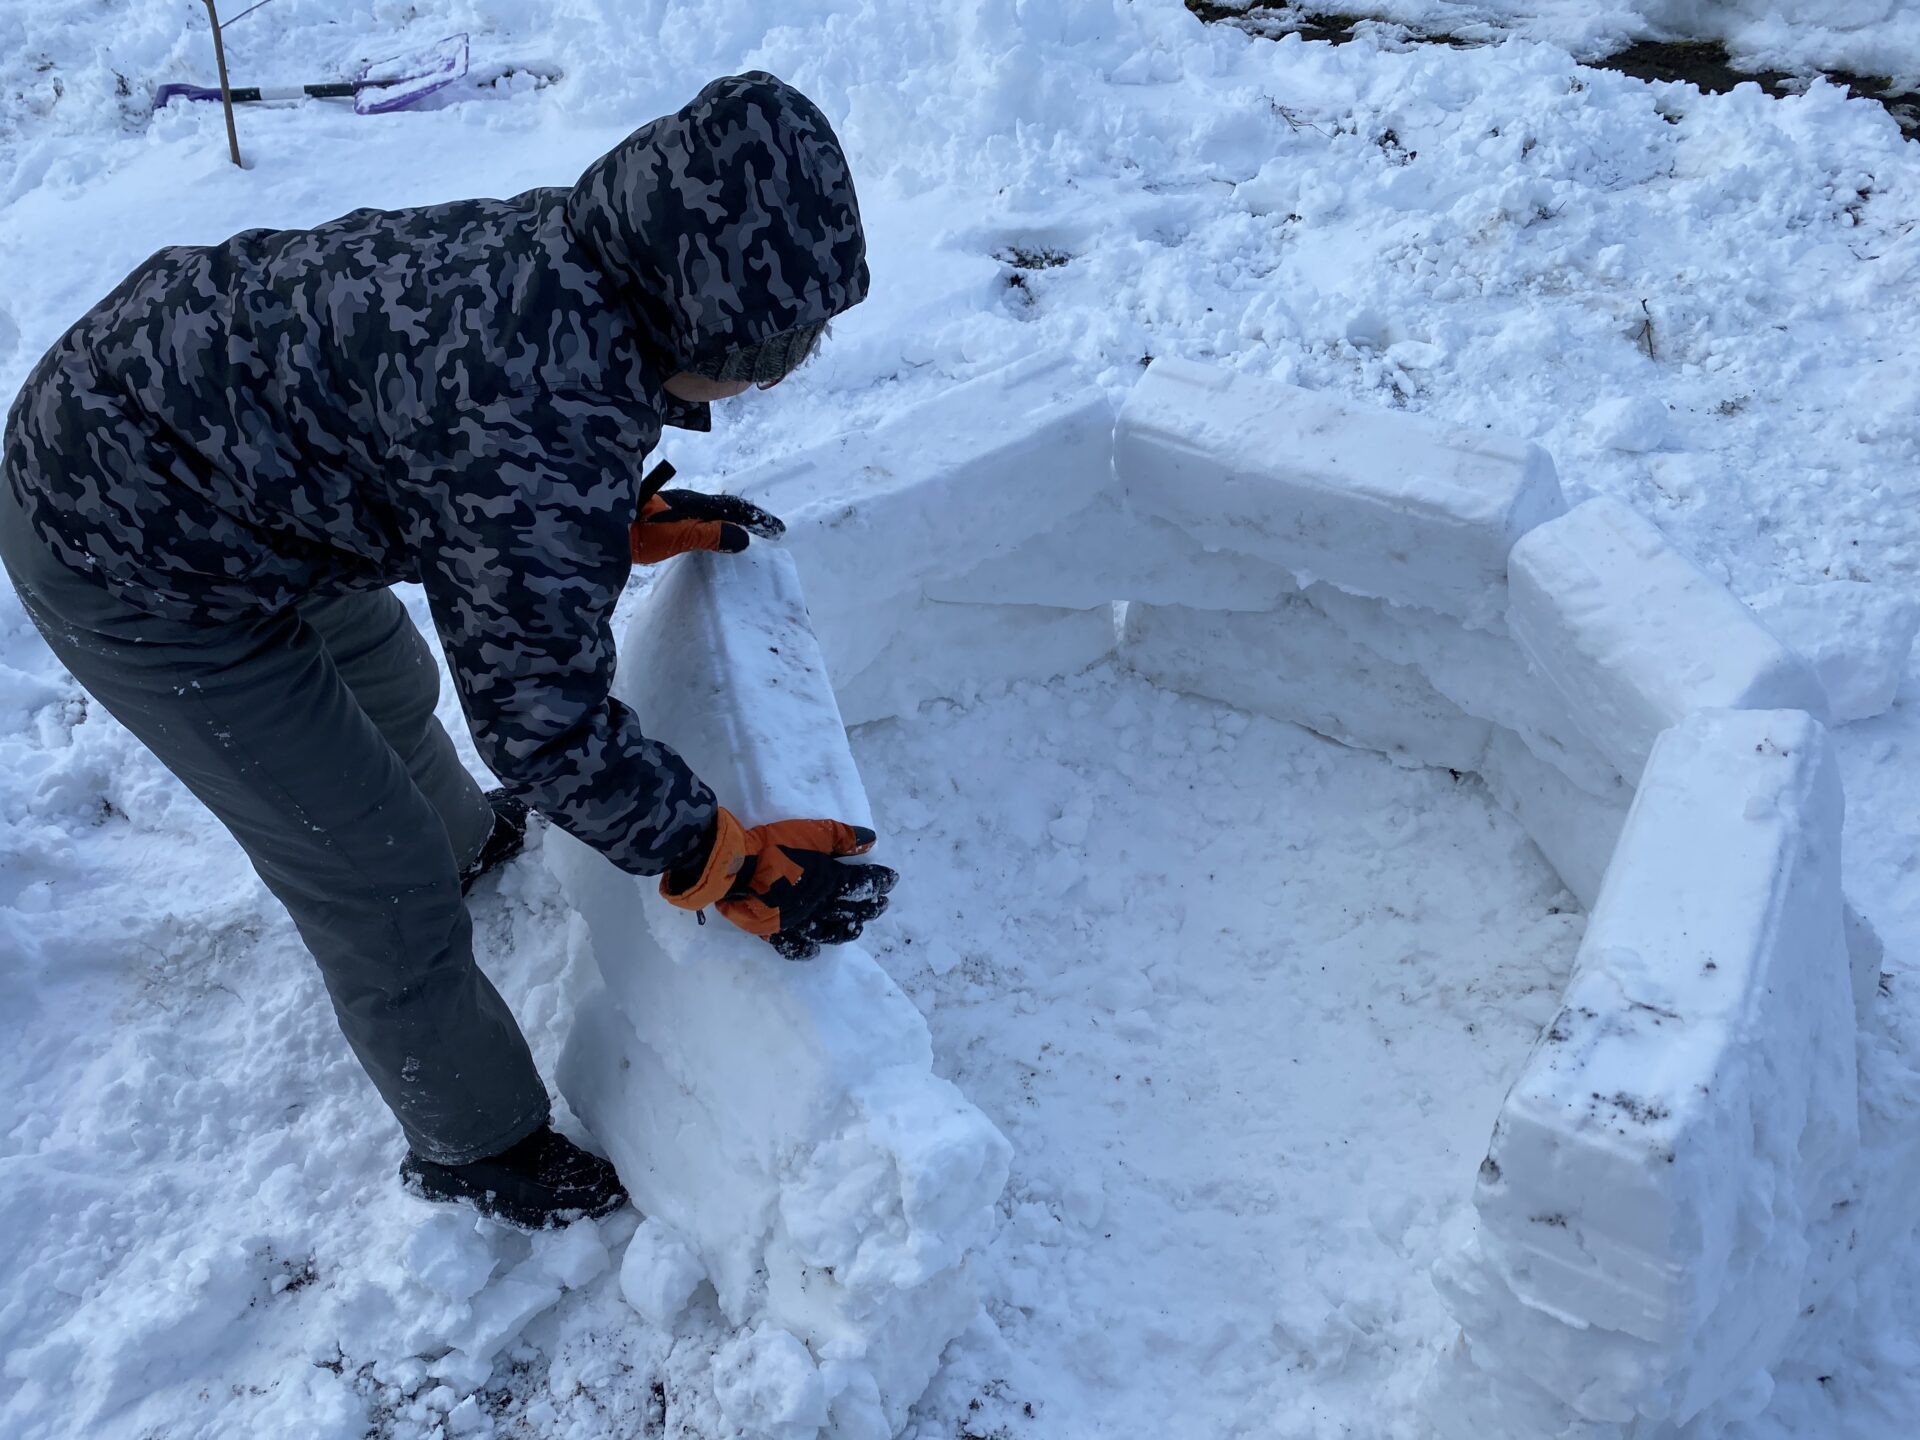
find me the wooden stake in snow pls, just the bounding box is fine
[203,1,243,168]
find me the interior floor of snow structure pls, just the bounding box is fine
[846,665,1584,1437]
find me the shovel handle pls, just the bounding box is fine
[156,80,358,106]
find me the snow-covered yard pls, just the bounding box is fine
[5,3,1920,1439]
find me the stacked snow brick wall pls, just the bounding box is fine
[550,548,1011,1440]
[550,351,1908,1439]
[718,352,1122,726]
[1507,497,1829,782]
[1116,357,1566,627]
[1111,359,1643,909]
[1089,360,1892,1433]
[1431,710,1857,1430]
[1096,360,1881,1436]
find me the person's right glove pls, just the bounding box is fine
[660,808,898,960]
[629,488,787,565]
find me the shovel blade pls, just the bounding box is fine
[354,32,470,115]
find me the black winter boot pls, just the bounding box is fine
[460,789,530,895]
[400,1124,628,1229]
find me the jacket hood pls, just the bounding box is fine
[565,72,870,374]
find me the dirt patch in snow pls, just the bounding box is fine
[1595,39,1920,136]
[1186,3,1920,137]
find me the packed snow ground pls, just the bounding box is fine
[4,2,1920,1438]
[854,670,1584,1439]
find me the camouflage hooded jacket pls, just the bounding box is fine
[1,72,869,875]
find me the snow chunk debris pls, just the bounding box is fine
[619,1219,706,1330]
[1746,579,1920,724]
[1585,395,1672,453]
[1116,357,1566,627]
[1508,497,1828,781]
[441,1263,564,1367]
[530,1220,610,1291]
[712,1325,830,1440]
[403,1213,497,1302]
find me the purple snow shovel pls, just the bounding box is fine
[155,32,471,116]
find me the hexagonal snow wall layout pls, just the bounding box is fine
[550,353,1904,1439]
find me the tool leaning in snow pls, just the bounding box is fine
[0,72,890,1229]
[154,31,473,116]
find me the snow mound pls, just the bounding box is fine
[1745,579,1920,725]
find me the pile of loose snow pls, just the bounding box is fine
[5,2,1920,1438]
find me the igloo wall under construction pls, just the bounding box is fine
[549,353,1913,1438]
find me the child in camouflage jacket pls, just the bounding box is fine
[0,72,894,1228]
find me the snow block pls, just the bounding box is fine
[1799,989,1920,1318]
[1843,900,1887,1023]
[923,490,1300,612]
[552,548,1011,1438]
[819,596,1118,727]
[1115,358,1566,627]
[1420,1317,1612,1440]
[1121,598,1491,771]
[1441,710,1857,1426]
[1476,727,1631,911]
[1508,498,1829,782]
[728,351,1114,619]
[1305,585,1622,798]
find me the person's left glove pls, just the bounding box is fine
[660,808,898,960]
[629,463,785,566]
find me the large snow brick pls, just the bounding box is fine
[1843,900,1887,1023]
[1419,1328,1607,1440]
[1475,728,1631,911]
[1305,585,1622,798]
[552,548,1011,1439]
[821,597,1117,728]
[1508,498,1828,782]
[1115,358,1566,627]
[1121,598,1491,771]
[1799,974,1920,1317]
[728,351,1113,618]
[923,490,1300,612]
[1443,709,1857,1427]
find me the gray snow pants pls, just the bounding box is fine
[1,483,549,1165]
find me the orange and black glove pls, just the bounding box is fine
[629,463,785,566]
[660,808,898,960]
